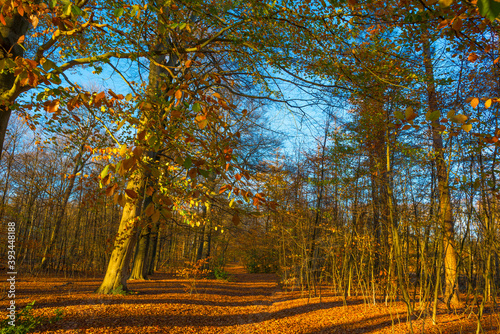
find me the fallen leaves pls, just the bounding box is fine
[0,266,496,333]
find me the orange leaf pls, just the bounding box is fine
[94,91,105,104]
[468,53,478,63]
[219,184,231,194]
[175,90,182,100]
[185,60,192,68]
[0,14,6,26]
[471,98,479,109]
[437,20,449,29]
[45,100,60,113]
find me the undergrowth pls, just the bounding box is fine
[0,301,63,334]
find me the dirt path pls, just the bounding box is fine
[0,266,496,333]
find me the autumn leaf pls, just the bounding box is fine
[452,114,468,123]
[468,53,478,63]
[462,124,472,132]
[175,90,182,100]
[470,98,479,108]
[451,17,462,31]
[106,183,118,196]
[438,0,453,7]
[133,146,143,157]
[94,91,106,104]
[145,203,155,217]
[45,100,60,113]
[125,189,138,199]
[485,99,492,109]
[119,144,128,156]
[151,210,160,223]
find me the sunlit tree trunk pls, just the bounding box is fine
[422,33,459,307]
[95,176,144,294]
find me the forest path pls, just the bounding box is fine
[0,266,488,333]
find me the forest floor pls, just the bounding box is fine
[1,264,499,333]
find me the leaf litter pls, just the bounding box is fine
[1,265,498,333]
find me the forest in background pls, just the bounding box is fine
[2,0,500,332]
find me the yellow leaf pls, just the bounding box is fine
[452,114,468,123]
[438,0,453,7]
[485,99,492,109]
[119,144,127,156]
[116,119,126,131]
[462,124,472,133]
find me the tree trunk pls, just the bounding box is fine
[129,223,151,280]
[0,14,29,161]
[422,33,459,306]
[95,176,144,294]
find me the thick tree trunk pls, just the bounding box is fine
[129,224,151,280]
[95,176,144,294]
[422,33,459,306]
[148,224,161,275]
[0,14,29,161]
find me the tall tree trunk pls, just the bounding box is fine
[422,33,459,306]
[95,176,144,294]
[129,223,151,280]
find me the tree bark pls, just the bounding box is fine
[422,33,459,306]
[0,14,29,161]
[95,176,144,294]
